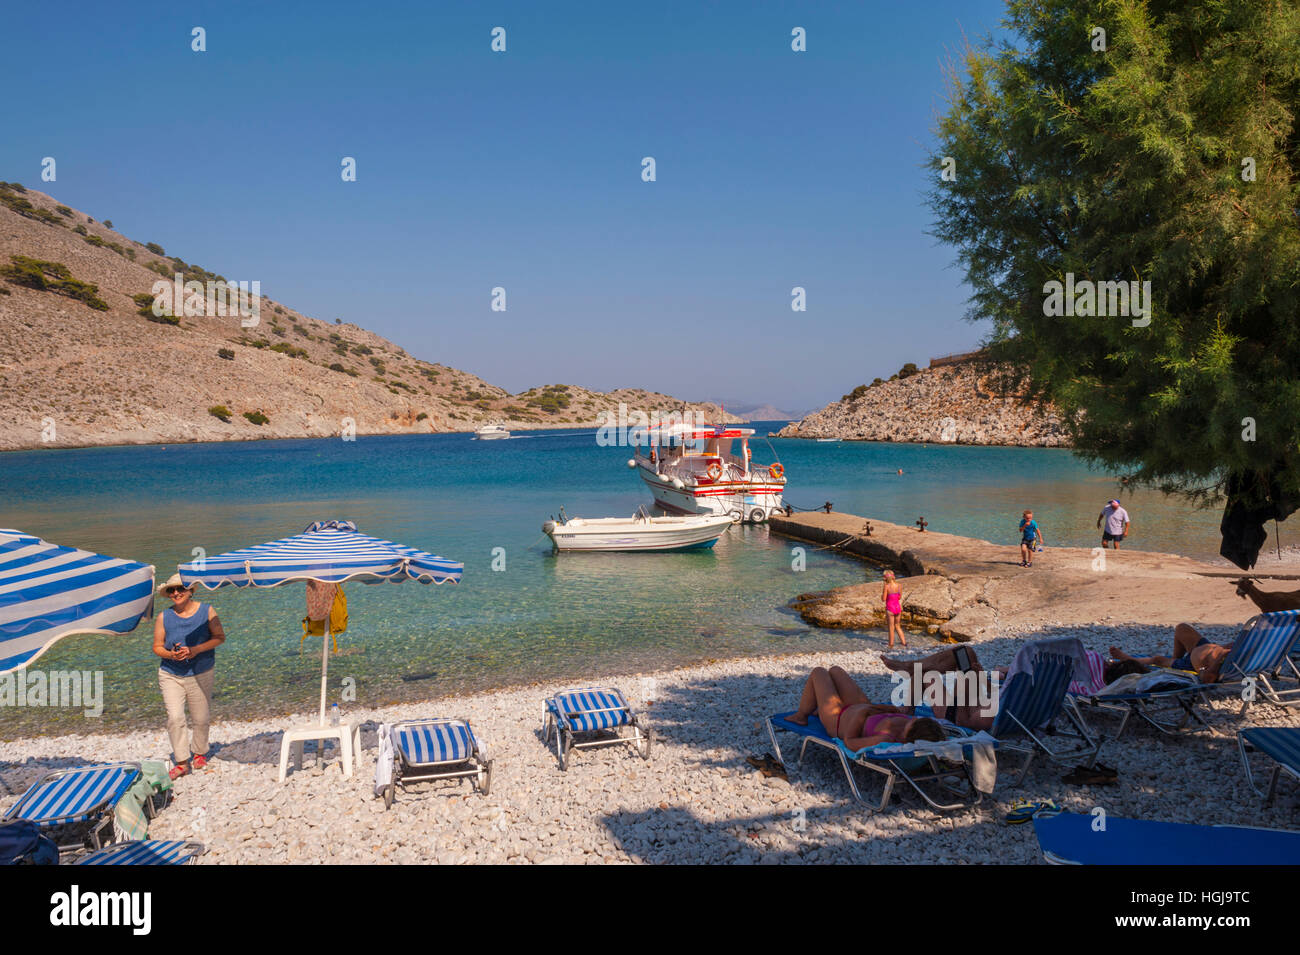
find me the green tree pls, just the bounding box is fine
[928,0,1300,566]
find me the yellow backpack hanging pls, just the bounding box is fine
[301,586,348,652]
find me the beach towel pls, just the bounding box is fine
[373,723,394,795]
[114,761,172,842]
[1095,670,1199,697]
[866,731,998,793]
[1005,637,1090,687]
[1068,650,1108,696]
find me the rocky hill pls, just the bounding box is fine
[0,184,736,451]
[778,359,1069,447]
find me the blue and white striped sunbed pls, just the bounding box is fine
[3,763,142,852]
[395,720,478,765]
[383,718,491,809]
[77,840,204,866]
[543,686,651,770]
[1033,812,1300,865]
[989,651,1101,781]
[1071,611,1300,739]
[765,711,993,812]
[1238,727,1300,807]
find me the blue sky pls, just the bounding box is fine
[1,0,1008,411]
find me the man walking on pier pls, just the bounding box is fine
[1098,499,1131,549]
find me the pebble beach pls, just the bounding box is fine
[3,621,1295,865]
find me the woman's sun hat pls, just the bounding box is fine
[158,572,195,595]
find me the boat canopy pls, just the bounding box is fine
[641,423,754,443]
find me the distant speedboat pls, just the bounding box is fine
[542,507,732,552]
[816,437,841,443]
[475,422,510,440]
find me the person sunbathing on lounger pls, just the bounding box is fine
[879,645,1003,730]
[1109,623,1232,684]
[788,666,947,749]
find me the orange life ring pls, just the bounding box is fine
[770,463,785,479]
[706,462,723,482]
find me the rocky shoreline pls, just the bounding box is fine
[779,360,1070,447]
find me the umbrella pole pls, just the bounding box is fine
[319,625,330,726]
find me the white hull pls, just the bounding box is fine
[543,514,732,552]
[636,463,785,523]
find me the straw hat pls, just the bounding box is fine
[158,572,195,595]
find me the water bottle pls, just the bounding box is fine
[331,703,341,726]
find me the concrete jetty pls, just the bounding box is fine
[769,511,1266,642]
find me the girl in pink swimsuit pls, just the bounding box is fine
[882,571,905,648]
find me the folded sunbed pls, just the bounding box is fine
[2,762,150,853]
[987,647,1102,781]
[378,718,492,809]
[1033,812,1300,865]
[76,840,205,866]
[765,711,996,812]
[1238,726,1300,807]
[542,686,651,770]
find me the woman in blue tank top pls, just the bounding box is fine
[152,574,226,779]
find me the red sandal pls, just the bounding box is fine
[192,754,208,770]
[168,760,191,780]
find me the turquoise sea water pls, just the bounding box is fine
[0,424,1226,735]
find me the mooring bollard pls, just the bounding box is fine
[916,516,928,532]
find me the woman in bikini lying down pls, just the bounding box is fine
[787,666,946,749]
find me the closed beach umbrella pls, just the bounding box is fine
[177,520,462,724]
[0,529,156,674]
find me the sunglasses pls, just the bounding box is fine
[166,587,189,596]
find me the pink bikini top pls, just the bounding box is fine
[862,712,904,739]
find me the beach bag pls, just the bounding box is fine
[0,820,58,865]
[301,587,348,651]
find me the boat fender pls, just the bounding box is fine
[627,459,636,468]
[770,463,784,479]
[706,462,723,482]
[671,477,685,489]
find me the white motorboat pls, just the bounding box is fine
[542,507,732,552]
[475,422,511,440]
[627,423,786,523]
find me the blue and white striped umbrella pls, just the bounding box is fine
[177,520,462,589]
[0,530,156,674]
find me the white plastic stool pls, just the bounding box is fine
[278,722,361,783]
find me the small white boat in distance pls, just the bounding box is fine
[475,422,510,440]
[543,507,732,552]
